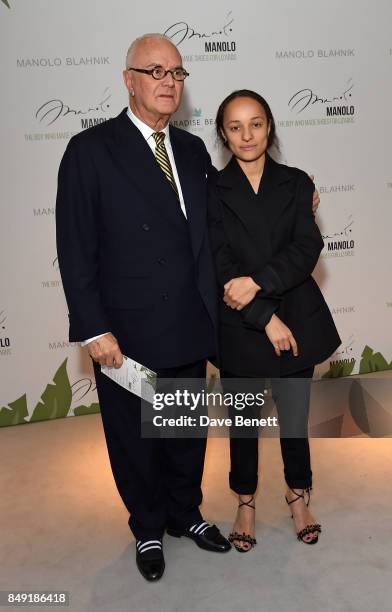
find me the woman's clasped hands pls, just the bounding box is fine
[223,276,261,310]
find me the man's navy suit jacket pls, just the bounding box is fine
[56,108,218,369]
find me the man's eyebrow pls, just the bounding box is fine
[144,63,184,69]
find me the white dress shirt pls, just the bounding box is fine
[81,107,186,346]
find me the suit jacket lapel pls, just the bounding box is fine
[110,109,186,231]
[170,125,206,259]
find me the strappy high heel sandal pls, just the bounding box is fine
[285,487,321,545]
[228,496,257,553]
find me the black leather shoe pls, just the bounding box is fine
[167,521,231,553]
[135,539,165,582]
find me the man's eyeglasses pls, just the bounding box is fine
[127,65,190,81]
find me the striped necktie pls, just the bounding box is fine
[152,131,179,199]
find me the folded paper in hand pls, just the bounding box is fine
[101,355,157,401]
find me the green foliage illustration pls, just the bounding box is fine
[30,359,72,422]
[359,345,392,374]
[0,394,28,426]
[1,0,11,9]
[0,359,101,427]
[74,402,100,416]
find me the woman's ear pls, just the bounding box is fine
[220,128,227,143]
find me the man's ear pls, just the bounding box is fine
[123,69,134,95]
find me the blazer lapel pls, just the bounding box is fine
[170,125,206,259]
[110,109,186,231]
[257,153,294,231]
[216,153,295,239]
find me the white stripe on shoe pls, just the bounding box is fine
[138,545,162,554]
[182,522,212,535]
[194,522,209,534]
[137,539,162,552]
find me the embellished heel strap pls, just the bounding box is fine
[228,531,257,547]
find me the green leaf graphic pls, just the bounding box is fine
[0,394,28,427]
[322,360,356,378]
[73,402,100,416]
[359,345,392,374]
[1,0,11,9]
[30,359,72,422]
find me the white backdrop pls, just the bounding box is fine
[1,0,391,426]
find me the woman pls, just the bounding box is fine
[207,90,340,550]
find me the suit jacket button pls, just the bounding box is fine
[142,223,150,231]
[162,292,169,300]
[158,257,166,265]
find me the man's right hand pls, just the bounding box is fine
[87,333,124,368]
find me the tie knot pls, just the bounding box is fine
[153,131,165,145]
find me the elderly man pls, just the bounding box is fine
[56,33,230,582]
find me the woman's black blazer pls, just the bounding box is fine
[207,153,341,377]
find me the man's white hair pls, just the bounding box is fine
[125,33,179,69]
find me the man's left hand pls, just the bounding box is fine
[223,276,261,310]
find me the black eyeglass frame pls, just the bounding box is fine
[127,65,190,81]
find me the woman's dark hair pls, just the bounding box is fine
[215,89,277,151]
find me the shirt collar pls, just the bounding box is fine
[127,106,170,143]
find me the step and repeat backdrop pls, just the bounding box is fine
[1,0,391,426]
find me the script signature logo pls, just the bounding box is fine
[334,334,355,358]
[288,79,353,114]
[163,11,233,45]
[71,378,97,403]
[322,214,353,240]
[35,87,111,126]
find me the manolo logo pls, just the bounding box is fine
[329,334,356,371]
[321,214,355,258]
[289,79,354,117]
[35,88,111,128]
[163,11,237,62]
